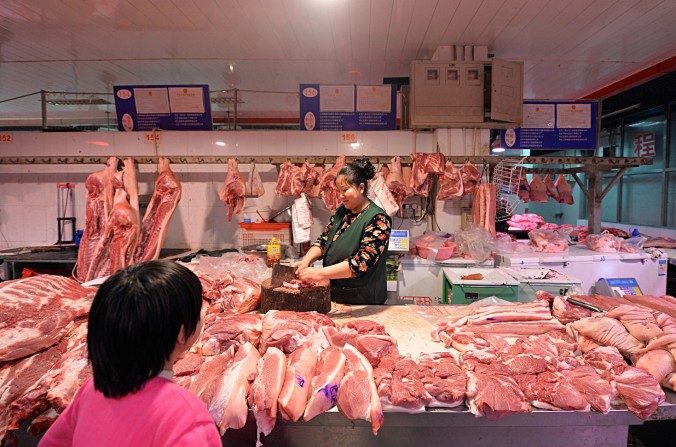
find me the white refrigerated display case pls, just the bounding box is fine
[394,255,494,305]
[495,245,668,296]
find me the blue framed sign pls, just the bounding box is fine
[299,84,396,131]
[500,100,598,150]
[114,85,212,131]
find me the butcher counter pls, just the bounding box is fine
[16,305,676,447]
[231,304,675,447]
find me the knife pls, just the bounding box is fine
[270,263,296,288]
[567,297,604,313]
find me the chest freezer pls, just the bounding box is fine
[495,244,667,296]
[500,267,582,302]
[395,255,494,305]
[442,267,519,305]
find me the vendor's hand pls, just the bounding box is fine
[293,259,311,273]
[297,266,325,283]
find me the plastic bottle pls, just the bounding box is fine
[266,236,281,267]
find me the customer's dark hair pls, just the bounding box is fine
[87,260,203,398]
[337,158,376,196]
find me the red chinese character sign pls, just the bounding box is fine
[633,133,656,157]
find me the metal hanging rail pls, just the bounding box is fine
[0,155,653,169]
[0,154,652,234]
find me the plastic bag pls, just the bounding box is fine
[528,229,569,253]
[454,225,495,263]
[414,232,457,261]
[181,253,270,284]
[494,232,535,255]
[368,172,399,216]
[620,236,647,254]
[584,233,621,253]
[291,194,313,244]
[244,163,265,197]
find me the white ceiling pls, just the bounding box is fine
[0,0,674,118]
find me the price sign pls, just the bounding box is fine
[0,133,13,143]
[341,132,358,144]
[144,131,161,144]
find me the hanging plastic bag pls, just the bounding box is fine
[291,193,313,244]
[368,171,399,216]
[245,163,265,197]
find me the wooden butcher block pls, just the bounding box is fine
[260,264,331,314]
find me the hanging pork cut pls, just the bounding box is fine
[409,152,445,197]
[318,155,346,211]
[219,158,246,221]
[460,161,481,196]
[528,175,548,203]
[85,188,140,281]
[436,162,464,200]
[135,157,181,263]
[304,164,323,196]
[275,161,296,196]
[555,174,574,205]
[471,183,497,236]
[518,170,530,202]
[385,156,413,212]
[543,174,560,202]
[75,157,118,282]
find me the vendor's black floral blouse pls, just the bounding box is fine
[314,209,391,277]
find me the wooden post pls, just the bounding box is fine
[40,90,47,130]
[586,167,602,234]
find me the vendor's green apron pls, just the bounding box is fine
[323,202,389,305]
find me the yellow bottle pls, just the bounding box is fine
[266,236,281,267]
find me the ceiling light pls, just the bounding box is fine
[215,141,226,146]
[350,142,361,148]
[491,147,505,153]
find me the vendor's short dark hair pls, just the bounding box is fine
[337,158,376,196]
[87,260,203,398]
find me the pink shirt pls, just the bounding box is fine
[39,376,221,447]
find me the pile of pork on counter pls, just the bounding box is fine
[2,254,676,445]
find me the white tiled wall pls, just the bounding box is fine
[0,130,471,250]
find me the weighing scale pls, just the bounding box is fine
[388,230,410,252]
[595,277,644,297]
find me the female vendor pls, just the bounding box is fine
[295,158,392,305]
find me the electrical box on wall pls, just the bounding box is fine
[410,59,523,128]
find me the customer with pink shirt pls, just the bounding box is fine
[40,260,220,447]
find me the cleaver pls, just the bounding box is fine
[270,263,296,288]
